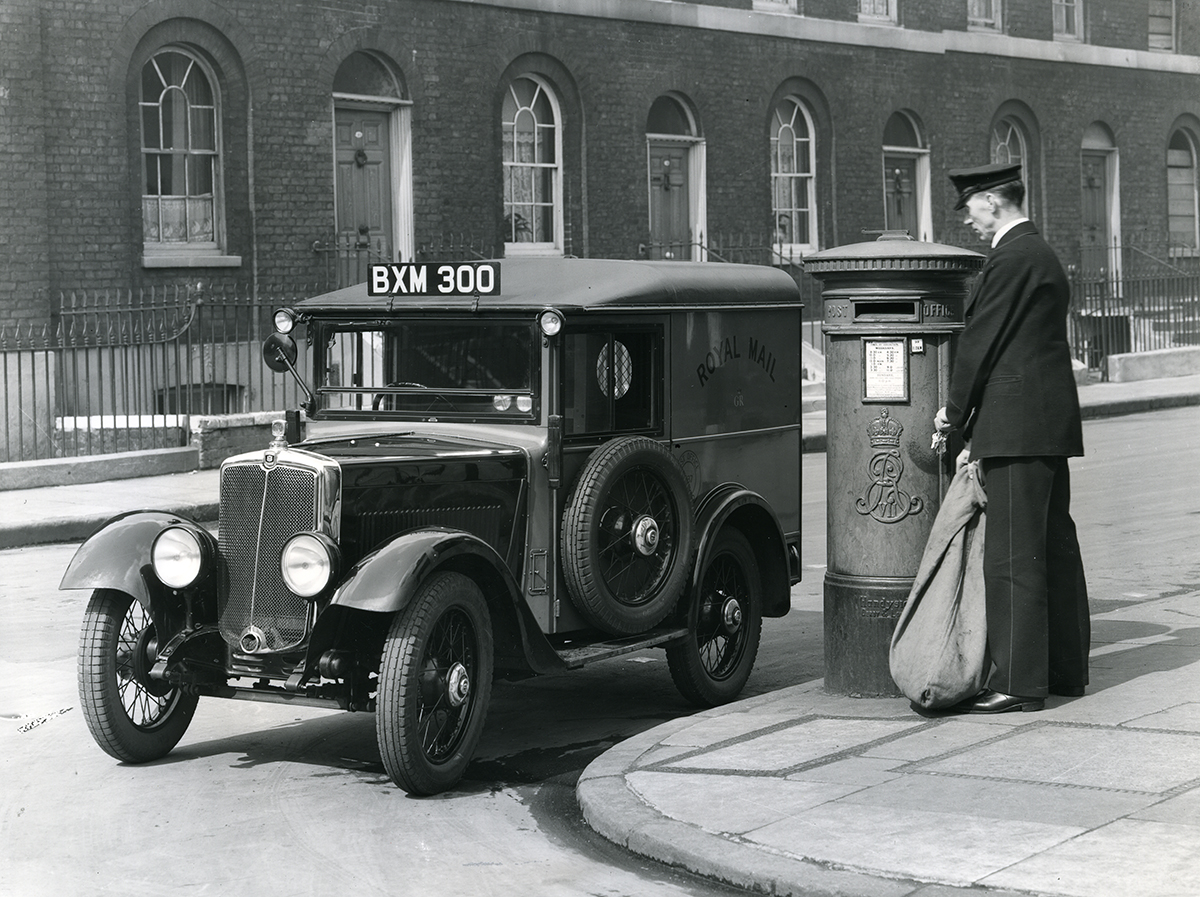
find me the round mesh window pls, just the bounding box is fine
[596,340,633,399]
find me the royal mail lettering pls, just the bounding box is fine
[695,335,777,385]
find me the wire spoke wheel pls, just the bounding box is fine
[668,529,762,706]
[78,589,198,762]
[415,608,477,763]
[377,572,493,795]
[563,437,695,635]
[695,552,750,681]
[595,467,675,605]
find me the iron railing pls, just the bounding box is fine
[1,287,311,462]
[416,233,492,263]
[941,230,1200,373]
[1068,238,1200,373]
[312,233,391,290]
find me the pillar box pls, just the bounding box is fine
[805,234,983,696]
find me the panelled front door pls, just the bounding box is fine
[1080,151,1111,268]
[648,142,690,260]
[335,108,393,287]
[884,156,918,238]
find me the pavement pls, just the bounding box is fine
[3,373,1200,897]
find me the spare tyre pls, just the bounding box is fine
[561,436,695,635]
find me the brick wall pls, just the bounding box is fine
[1089,0,1144,49]
[1005,0,1054,41]
[0,0,51,327]
[3,0,1199,327]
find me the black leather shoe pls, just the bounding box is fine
[1050,685,1085,697]
[954,690,1044,714]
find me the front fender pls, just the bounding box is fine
[328,527,508,613]
[59,510,207,608]
[318,527,564,675]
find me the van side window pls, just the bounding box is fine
[562,328,660,436]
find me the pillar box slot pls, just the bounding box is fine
[853,300,919,322]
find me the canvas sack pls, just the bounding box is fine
[889,461,989,709]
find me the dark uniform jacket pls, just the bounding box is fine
[945,221,1084,459]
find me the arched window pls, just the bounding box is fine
[990,118,1026,169]
[647,96,692,136]
[334,50,403,98]
[503,74,562,254]
[140,47,221,252]
[1168,129,1199,250]
[991,117,1030,213]
[771,97,817,258]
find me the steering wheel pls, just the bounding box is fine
[372,382,457,413]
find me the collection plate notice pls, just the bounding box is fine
[863,338,907,401]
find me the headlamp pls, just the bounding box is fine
[280,532,339,599]
[152,525,207,589]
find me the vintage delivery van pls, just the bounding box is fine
[63,258,803,794]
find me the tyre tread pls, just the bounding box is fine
[77,588,197,763]
[666,529,763,707]
[376,572,493,795]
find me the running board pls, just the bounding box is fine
[554,626,688,669]
[210,683,354,711]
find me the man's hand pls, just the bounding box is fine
[934,406,951,433]
[956,444,971,473]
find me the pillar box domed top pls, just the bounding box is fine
[805,232,984,284]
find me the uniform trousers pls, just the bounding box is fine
[978,456,1090,697]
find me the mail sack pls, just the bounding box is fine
[889,462,989,709]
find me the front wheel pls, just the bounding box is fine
[376,572,493,795]
[77,589,199,763]
[667,529,763,706]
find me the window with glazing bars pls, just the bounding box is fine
[1053,0,1083,38]
[1149,0,1175,51]
[502,76,560,248]
[140,48,219,248]
[968,0,1001,29]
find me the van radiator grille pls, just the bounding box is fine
[219,462,319,652]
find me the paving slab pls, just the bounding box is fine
[981,819,1200,897]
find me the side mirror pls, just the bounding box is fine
[263,332,298,374]
[262,331,316,415]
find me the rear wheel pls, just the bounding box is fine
[376,572,493,795]
[667,529,763,706]
[77,588,198,762]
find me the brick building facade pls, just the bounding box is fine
[2,0,1199,328]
